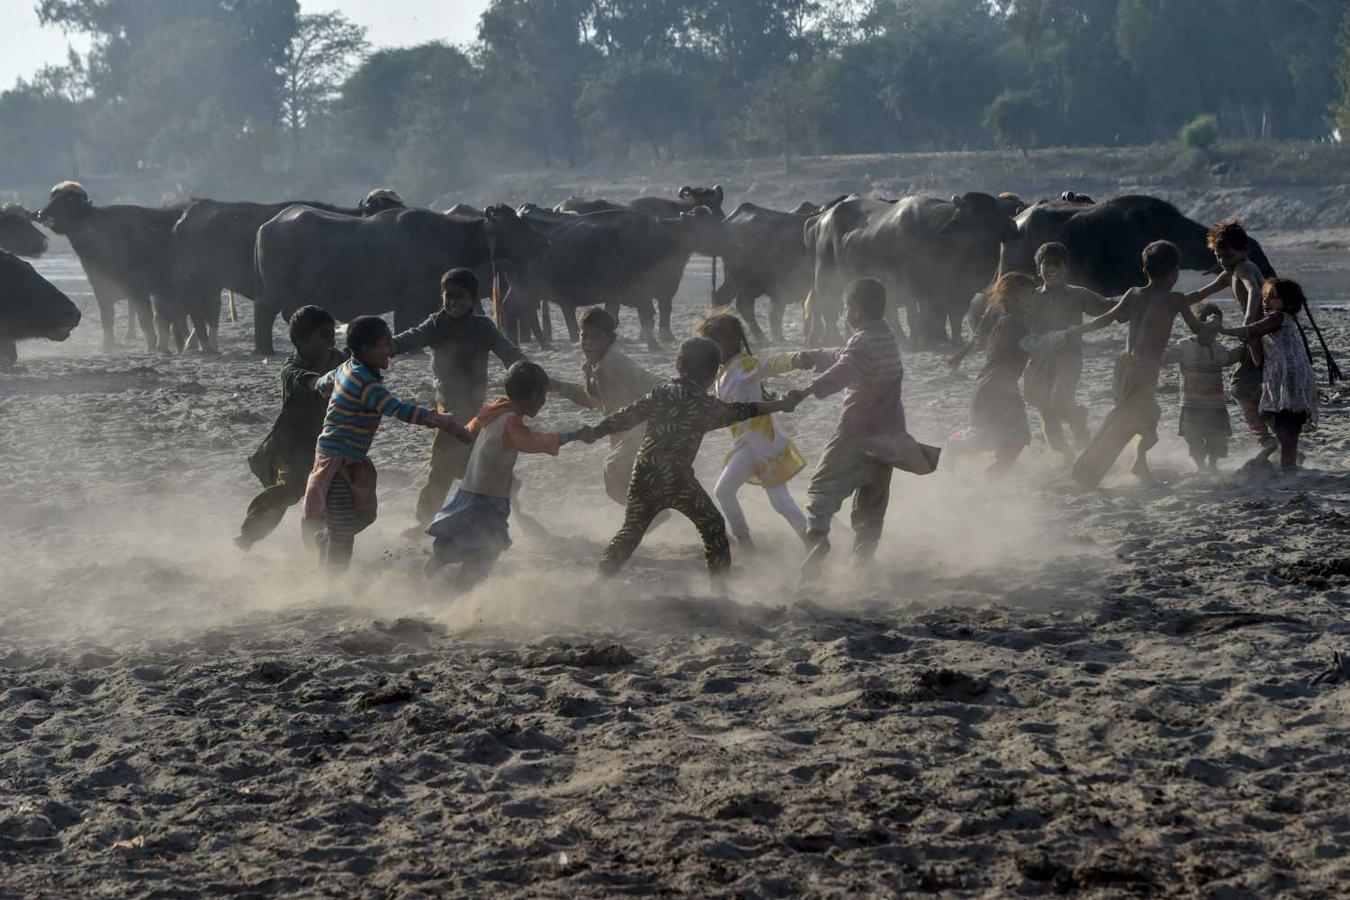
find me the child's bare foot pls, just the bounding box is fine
[1131,455,1160,486]
[233,535,253,552]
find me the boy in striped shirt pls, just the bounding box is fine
[791,278,940,578]
[303,316,469,570]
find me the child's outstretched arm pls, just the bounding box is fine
[549,378,600,410]
[1185,272,1231,306]
[589,392,658,441]
[1076,293,1131,336]
[1177,298,1210,337]
[390,315,440,356]
[504,417,562,456]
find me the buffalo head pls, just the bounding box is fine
[483,204,550,270]
[941,192,1019,243]
[36,181,94,236]
[675,205,728,257]
[678,184,725,216]
[996,192,1028,218]
[0,203,49,258]
[0,248,81,343]
[1061,191,1095,205]
[360,187,405,216]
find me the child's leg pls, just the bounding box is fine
[804,432,865,539]
[423,537,460,576]
[323,476,358,571]
[713,446,759,541]
[415,427,471,526]
[670,478,733,576]
[764,484,808,536]
[237,479,305,548]
[598,491,663,577]
[1273,412,1303,470]
[988,442,1025,475]
[849,459,893,565]
[454,551,501,591]
[1184,434,1207,470]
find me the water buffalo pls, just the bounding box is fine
[512,204,725,351]
[36,182,187,352]
[0,248,81,365]
[0,204,48,257]
[808,191,1018,345]
[253,204,548,355]
[173,198,364,352]
[554,186,726,341]
[713,202,822,343]
[997,195,1275,296]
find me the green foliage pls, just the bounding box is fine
[1180,114,1220,151]
[2,0,1349,198]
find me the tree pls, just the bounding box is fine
[742,65,825,166]
[280,11,368,169]
[1334,2,1350,134]
[577,55,695,162]
[984,89,1046,155]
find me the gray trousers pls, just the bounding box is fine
[805,431,894,560]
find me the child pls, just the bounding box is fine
[392,268,528,526]
[304,316,467,571]
[236,306,347,550]
[425,361,578,588]
[696,312,808,549]
[1186,220,1274,451]
[947,273,1077,474]
[549,307,660,506]
[791,278,940,576]
[1161,303,1243,472]
[575,338,805,577]
[1218,278,1319,472]
[1072,241,1209,488]
[1024,242,1115,456]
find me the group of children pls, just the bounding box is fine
[948,221,1320,486]
[235,267,938,587]
[234,217,1322,588]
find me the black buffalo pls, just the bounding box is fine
[512,204,725,351]
[36,182,187,353]
[713,202,822,342]
[173,198,362,352]
[0,248,81,365]
[998,195,1275,296]
[0,204,48,257]
[808,192,1018,344]
[253,204,548,355]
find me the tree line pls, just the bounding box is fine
[4,0,1350,202]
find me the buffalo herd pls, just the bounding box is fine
[0,179,1275,365]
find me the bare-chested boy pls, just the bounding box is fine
[1024,242,1115,457]
[1185,220,1273,452]
[1071,241,1209,488]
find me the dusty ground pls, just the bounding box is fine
[1,237,1349,897]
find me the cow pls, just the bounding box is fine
[252,204,548,356]
[808,191,1019,345]
[511,204,725,351]
[997,195,1275,298]
[712,202,822,343]
[0,204,48,258]
[0,248,81,366]
[36,182,187,353]
[172,198,366,352]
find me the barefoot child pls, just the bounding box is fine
[1072,241,1209,488]
[1186,220,1274,453]
[947,273,1078,475]
[304,316,468,571]
[392,268,528,526]
[236,306,347,550]
[1161,303,1243,472]
[549,307,660,505]
[791,278,941,577]
[576,338,805,577]
[1024,242,1115,456]
[696,312,808,549]
[425,362,580,588]
[1219,278,1319,472]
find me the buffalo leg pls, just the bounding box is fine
[946,303,964,346]
[254,300,279,355]
[0,339,16,367]
[712,280,736,308]
[634,300,660,351]
[561,304,580,342]
[769,298,788,344]
[736,292,767,343]
[124,314,137,343]
[130,296,158,352]
[657,294,677,345]
[93,287,118,351]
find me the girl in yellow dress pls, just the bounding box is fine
[697,314,808,549]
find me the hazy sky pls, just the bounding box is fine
[0,1,490,89]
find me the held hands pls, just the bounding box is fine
[946,346,970,371]
[428,411,473,444]
[570,425,600,445]
[777,389,810,413]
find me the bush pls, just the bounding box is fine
[983,90,1045,152]
[1180,114,1220,151]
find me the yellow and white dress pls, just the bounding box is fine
[713,353,808,539]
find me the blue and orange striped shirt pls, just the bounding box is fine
[315,359,433,460]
